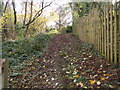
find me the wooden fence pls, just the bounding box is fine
[0,59,8,89]
[73,2,120,65]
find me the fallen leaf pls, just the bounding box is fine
[32,66,35,69]
[101,78,105,81]
[90,80,95,84]
[88,55,92,58]
[76,81,84,87]
[66,71,70,74]
[51,77,55,80]
[9,52,12,54]
[98,68,103,70]
[103,74,109,77]
[73,75,79,77]
[97,86,100,88]
[96,81,101,85]
[73,79,77,82]
[97,71,102,73]
[73,70,77,75]
[35,58,40,61]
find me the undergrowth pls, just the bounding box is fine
[2,31,58,75]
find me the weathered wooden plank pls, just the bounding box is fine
[101,9,104,55]
[95,9,98,50]
[109,3,113,63]
[104,4,107,58]
[116,1,120,65]
[100,15,102,53]
[98,17,100,51]
[117,1,120,66]
[98,6,102,53]
[94,9,97,48]
[107,4,110,61]
[113,2,117,64]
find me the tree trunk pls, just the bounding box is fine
[24,1,33,37]
[24,25,29,37]
[12,0,17,40]
[23,1,27,26]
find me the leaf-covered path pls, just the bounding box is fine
[9,34,119,88]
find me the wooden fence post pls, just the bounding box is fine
[117,1,120,66]
[106,3,110,61]
[98,6,101,53]
[100,14,102,54]
[109,3,113,63]
[99,11,102,53]
[101,8,104,55]
[0,59,8,89]
[104,4,107,58]
[118,1,120,66]
[113,2,117,64]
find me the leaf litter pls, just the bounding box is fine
[8,34,120,89]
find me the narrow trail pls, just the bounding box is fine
[36,34,119,89]
[39,34,73,88]
[9,34,119,88]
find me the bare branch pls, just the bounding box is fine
[3,0,9,13]
[33,1,44,19]
[25,2,52,26]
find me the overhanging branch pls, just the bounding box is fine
[24,2,52,26]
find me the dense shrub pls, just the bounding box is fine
[60,25,73,34]
[66,25,72,33]
[60,27,67,34]
[2,33,57,63]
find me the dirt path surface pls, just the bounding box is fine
[9,34,120,89]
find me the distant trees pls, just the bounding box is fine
[54,4,72,31]
[1,0,52,41]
